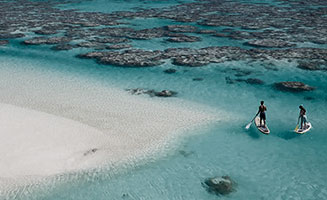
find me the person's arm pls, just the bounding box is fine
[256,107,260,116]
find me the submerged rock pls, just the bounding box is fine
[1,0,325,69]
[0,40,9,45]
[77,46,327,68]
[23,37,71,45]
[166,35,201,43]
[0,33,25,39]
[244,39,296,48]
[245,78,265,85]
[297,61,327,71]
[234,78,265,85]
[164,25,198,33]
[172,55,210,67]
[51,44,75,51]
[234,69,252,77]
[78,49,164,67]
[163,68,177,74]
[197,29,216,34]
[225,77,236,84]
[92,37,130,44]
[83,148,98,156]
[126,88,152,95]
[101,49,163,67]
[263,65,279,71]
[304,96,315,101]
[179,150,194,157]
[274,81,315,92]
[192,78,204,81]
[23,37,47,45]
[34,29,57,35]
[77,51,107,59]
[122,193,129,198]
[203,176,236,195]
[77,41,106,48]
[212,32,230,38]
[126,88,177,97]
[154,90,177,97]
[106,43,132,50]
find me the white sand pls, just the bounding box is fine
[0,95,215,177]
[0,103,107,178]
[0,94,217,193]
[0,95,217,192]
[0,56,221,194]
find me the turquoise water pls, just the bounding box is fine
[1,0,327,199]
[57,0,195,12]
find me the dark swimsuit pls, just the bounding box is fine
[259,105,266,120]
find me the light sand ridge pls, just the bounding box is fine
[0,55,223,195]
[0,95,218,193]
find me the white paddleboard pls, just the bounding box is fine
[295,122,312,134]
[254,116,270,135]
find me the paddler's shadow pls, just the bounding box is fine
[276,131,301,140]
[247,128,260,139]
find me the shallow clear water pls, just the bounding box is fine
[1,0,327,199]
[57,0,195,12]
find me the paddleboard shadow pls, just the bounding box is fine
[248,129,260,139]
[278,131,301,140]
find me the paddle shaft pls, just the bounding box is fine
[245,113,259,129]
[251,113,259,123]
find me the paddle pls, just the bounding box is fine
[245,114,258,129]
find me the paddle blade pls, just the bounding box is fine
[294,124,299,131]
[245,122,252,129]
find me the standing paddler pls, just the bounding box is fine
[298,105,308,129]
[256,101,267,128]
[245,100,267,130]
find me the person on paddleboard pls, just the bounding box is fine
[298,105,307,129]
[256,101,267,127]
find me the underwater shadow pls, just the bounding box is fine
[276,131,301,140]
[246,128,260,139]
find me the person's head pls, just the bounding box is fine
[261,101,264,105]
[299,104,304,109]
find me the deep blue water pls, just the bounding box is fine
[1,0,327,199]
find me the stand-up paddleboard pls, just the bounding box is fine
[254,116,270,135]
[295,122,312,134]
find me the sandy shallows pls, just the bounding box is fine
[0,92,216,177]
[0,55,220,195]
[0,92,217,194]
